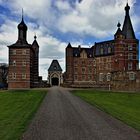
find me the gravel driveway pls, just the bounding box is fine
[22,87,140,140]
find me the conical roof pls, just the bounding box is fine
[114,22,124,36]
[32,35,39,47]
[122,3,136,39]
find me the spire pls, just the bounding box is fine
[17,9,28,44]
[67,42,72,48]
[114,22,123,37]
[122,2,136,39]
[34,34,37,40]
[32,34,39,48]
[125,2,130,15]
[22,8,23,21]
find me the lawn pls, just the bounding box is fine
[73,90,140,131]
[0,90,46,140]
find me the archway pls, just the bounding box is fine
[51,77,59,86]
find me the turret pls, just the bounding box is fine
[122,3,136,39]
[17,10,28,44]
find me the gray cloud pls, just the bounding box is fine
[0,0,139,79]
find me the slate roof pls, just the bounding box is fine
[122,3,136,39]
[73,47,94,58]
[48,60,62,72]
[32,35,39,48]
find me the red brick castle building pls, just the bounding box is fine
[64,3,139,89]
[8,15,39,89]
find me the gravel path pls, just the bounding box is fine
[22,87,140,140]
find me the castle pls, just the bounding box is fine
[6,3,140,90]
[64,3,140,90]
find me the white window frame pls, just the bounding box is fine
[12,73,16,79]
[99,73,104,81]
[107,73,111,81]
[129,72,136,81]
[13,60,16,66]
[22,73,26,79]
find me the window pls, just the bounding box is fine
[82,75,85,80]
[12,73,16,79]
[22,73,26,79]
[82,68,85,74]
[82,61,85,65]
[99,73,104,81]
[128,62,133,70]
[129,72,135,80]
[108,47,112,54]
[107,73,111,81]
[13,60,16,66]
[22,50,26,55]
[100,48,104,55]
[128,45,133,51]
[89,67,92,73]
[128,53,133,60]
[74,75,77,80]
[11,50,16,55]
[93,60,96,66]
[88,75,92,81]
[22,61,26,66]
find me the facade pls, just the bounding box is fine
[64,3,139,88]
[7,16,39,89]
[48,60,63,86]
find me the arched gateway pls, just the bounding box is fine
[48,60,63,86]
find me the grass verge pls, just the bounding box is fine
[73,90,140,131]
[0,90,46,140]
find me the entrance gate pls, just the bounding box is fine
[51,77,59,86]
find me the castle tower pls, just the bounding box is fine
[65,43,74,84]
[7,12,39,89]
[114,3,139,71]
[31,35,39,87]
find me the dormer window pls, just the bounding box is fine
[100,48,104,55]
[54,66,57,70]
[108,47,112,54]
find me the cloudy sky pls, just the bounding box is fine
[0,0,140,80]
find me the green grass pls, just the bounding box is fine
[73,90,140,131]
[0,90,46,140]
